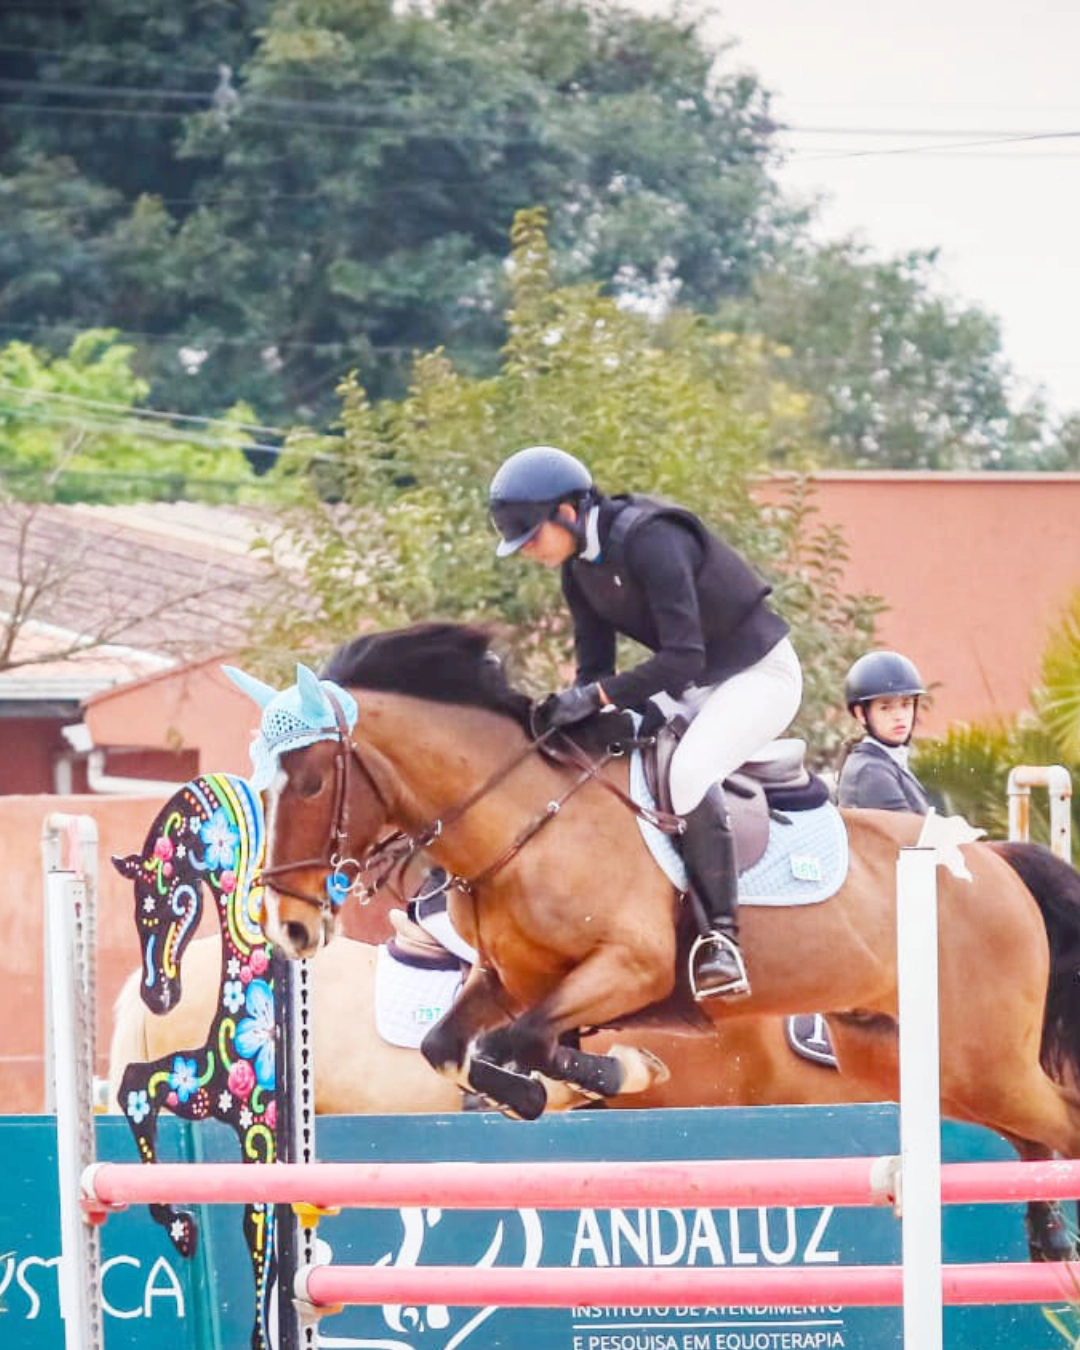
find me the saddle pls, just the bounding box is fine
[643,727,831,874]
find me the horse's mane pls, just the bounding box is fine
[321,622,533,728]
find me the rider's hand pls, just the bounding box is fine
[638,698,667,738]
[535,683,603,732]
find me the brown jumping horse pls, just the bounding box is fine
[229,623,1080,1257]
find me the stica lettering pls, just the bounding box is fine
[0,1249,186,1321]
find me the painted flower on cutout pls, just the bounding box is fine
[200,808,238,871]
[235,979,275,1090]
[126,1088,150,1124]
[222,979,244,1014]
[228,1058,256,1100]
[169,1055,199,1104]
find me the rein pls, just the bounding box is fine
[262,698,684,917]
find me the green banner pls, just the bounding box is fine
[2,1105,1071,1348]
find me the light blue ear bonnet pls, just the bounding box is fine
[223,663,359,791]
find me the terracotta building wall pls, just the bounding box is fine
[1,792,393,1114]
[771,472,1080,735]
[0,794,174,1113]
[83,658,260,777]
[0,718,87,795]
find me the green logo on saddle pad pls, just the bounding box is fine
[790,853,823,883]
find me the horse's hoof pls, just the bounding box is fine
[467,1057,547,1121]
[607,1043,671,1093]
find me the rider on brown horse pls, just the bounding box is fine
[488,445,804,1000]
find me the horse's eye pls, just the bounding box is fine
[295,772,324,798]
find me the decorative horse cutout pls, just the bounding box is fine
[112,772,278,1350]
[229,622,1080,1260]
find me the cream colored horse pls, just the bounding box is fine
[107,932,878,1115]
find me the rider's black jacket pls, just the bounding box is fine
[561,494,789,711]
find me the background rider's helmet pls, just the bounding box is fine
[844,650,926,713]
[488,445,594,557]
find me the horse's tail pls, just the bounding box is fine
[106,968,148,1112]
[991,840,1080,1084]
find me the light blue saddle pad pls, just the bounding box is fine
[630,748,850,907]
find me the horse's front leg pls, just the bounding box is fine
[118,1060,199,1257]
[420,964,513,1093]
[475,945,675,1113]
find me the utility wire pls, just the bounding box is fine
[791,130,1080,162]
[5,73,1080,139]
[0,380,290,437]
[0,319,478,357]
[0,397,348,465]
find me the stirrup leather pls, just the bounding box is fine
[689,930,750,1001]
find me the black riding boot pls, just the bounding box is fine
[681,786,750,999]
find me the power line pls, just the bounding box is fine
[0,390,350,464]
[7,72,1080,139]
[789,130,1080,162]
[0,380,289,437]
[0,401,287,458]
[0,319,484,357]
[0,96,548,143]
[0,40,431,92]
[783,123,1080,138]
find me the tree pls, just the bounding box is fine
[0,0,790,423]
[0,330,285,503]
[250,210,880,754]
[718,240,1049,470]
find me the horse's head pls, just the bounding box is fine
[227,626,538,959]
[225,662,389,958]
[113,773,265,1012]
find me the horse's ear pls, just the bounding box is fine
[295,663,330,722]
[112,852,142,878]
[222,665,279,709]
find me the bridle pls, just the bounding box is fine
[259,693,684,921]
[257,692,390,917]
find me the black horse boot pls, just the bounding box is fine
[681,785,750,1000]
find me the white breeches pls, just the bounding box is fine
[660,637,804,815]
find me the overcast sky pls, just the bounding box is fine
[630,0,1080,418]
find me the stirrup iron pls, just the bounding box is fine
[689,930,750,1001]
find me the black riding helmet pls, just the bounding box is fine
[844,651,926,712]
[489,445,594,557]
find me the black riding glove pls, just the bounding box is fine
[535,683,603,733]
[638,699,667,738]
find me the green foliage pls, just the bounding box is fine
[0,0,786,424]
[251,210,879,747]
[718,240,1052,471]
[913,587,1080,855]
[0,331,287,503]
[1035,590,1080,762]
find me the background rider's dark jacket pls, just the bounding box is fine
[562,494,789,711]
[837,740,931,814]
